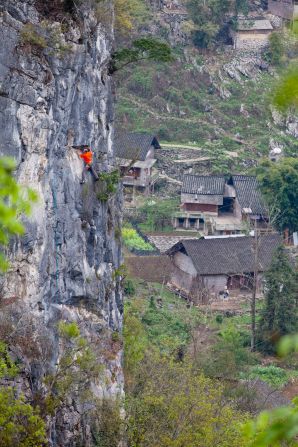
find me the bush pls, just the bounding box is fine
[138,198,179,232]
[241,365,292,388]
[122,227,154,251]
[265,31,284,65]
[124,278,136,296]
[96,170,119,201]
[215,314,223,324]
[0,388,47,447]
[20,23,47,49]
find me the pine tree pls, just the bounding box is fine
[257,246,298,354]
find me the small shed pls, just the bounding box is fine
[232,18,273,50]
[166,234,281,302]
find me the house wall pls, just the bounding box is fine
[204,275,228,294]
[139,167,149,185]
[173,251,197,275]
[146,147,155,160]
[234,198,243,220]
[183,203,218,213]
[268,0,294,19]
[181,193,223,205]
[170,252,197,293]
[170,264,194,293]
[234,32,271,50]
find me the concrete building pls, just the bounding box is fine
[114,133,161,194]
[268,0,298,20]
[232,17,273,50]
[166,234,281,302]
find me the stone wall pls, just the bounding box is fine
[268,0,294,19]
[0,1,123,445]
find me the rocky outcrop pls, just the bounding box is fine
[0,1,123,445]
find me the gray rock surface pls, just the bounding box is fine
[0,1,123,445]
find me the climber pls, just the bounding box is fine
[72,145,99,184]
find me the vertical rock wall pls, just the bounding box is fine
[0,1,123,445]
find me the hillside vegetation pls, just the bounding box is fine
[115,1,298,171]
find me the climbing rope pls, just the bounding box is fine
[51,186,60,298]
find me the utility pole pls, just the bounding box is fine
[251,218,259,351]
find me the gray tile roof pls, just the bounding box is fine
[114,133,160,161]
[167,234,281,275]
[232,175,268,216]
[182,175,226,195]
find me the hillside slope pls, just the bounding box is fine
[115,0,297,173]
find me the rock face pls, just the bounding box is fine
[0,1,123,445]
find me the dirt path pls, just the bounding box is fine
[161,143,203,151]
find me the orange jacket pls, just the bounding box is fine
[80,151,93,164]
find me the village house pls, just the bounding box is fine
[173,174,269,235]
[166,234,281,302]
[114,133,161,194]
[231,175,269,228]
[231,17,273,50]
[268,0,298,20]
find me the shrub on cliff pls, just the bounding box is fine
[0,157,37,271]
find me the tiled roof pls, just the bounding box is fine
[147,235,196,254]
[167,234,281,275]
[182,175,226,195]
[232,175,268,216]
[113,133,160,161]
[237,18,273,31]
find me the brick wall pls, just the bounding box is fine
[183,203,218,213]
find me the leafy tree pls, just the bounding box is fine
[109,37,173,74]
[0,389,47,447]
[126,352,247,447]
[123,311,148,391]
[41,321,103,416]
[201,324,256,379]
[124,299,247,447]
[91,398,123,447]
[138,198,179,232]
[0,342,46,447]
[256,158,298,233]
[244,332,298,447]
[187,0,248,48]
[244,399,298,447]
[265,31,284,65]
[274,65,298,111]
[114,0,149,34]
[256,246,297,354]
[0,157,37,271]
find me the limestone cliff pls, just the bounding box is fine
[0,1,123,445]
